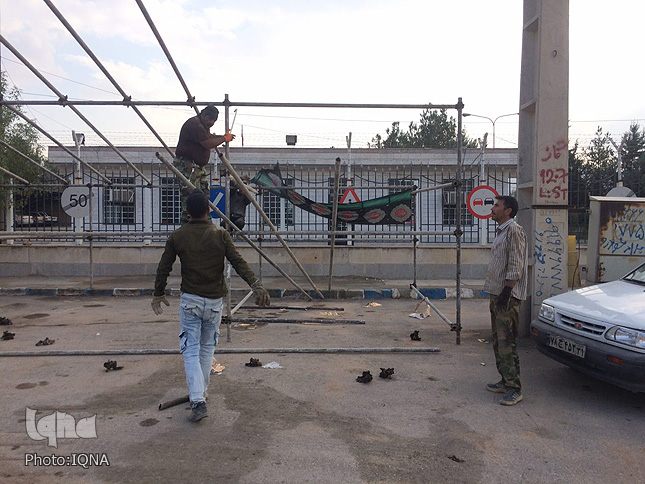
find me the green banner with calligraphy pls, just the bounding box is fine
[251,166,414,225]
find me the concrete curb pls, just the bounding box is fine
[0,286,488,299]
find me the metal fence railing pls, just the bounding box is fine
[6,161,519,246]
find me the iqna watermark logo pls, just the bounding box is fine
[25,407,97,448]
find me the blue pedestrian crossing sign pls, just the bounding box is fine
[210,185,226,219]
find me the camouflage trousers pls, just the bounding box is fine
[173,157,210,223]
[489,295,521,391]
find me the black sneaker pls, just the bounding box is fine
[500,389,523,406]
[486,380,506,393]
[188,402,208,422]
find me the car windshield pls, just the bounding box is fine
[622,263,645,284]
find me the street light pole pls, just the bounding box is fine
[72,131,85,245]
[463,112,518,148]
[72,131,85,184]
[609,134,627,187]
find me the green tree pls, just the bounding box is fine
[619,123,645,194]
[370,121,409,148]
[566,126,645,239]
[581,127,617,196]
[0,71,47,211]
[369,108,477,149]
[569,124,645,201]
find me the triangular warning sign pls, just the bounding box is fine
[340,188,360,204]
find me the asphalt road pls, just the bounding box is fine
[0,295,643,484]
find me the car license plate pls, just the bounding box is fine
[548,334,586,358]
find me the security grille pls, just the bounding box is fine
[104,177,135,225]
[160,177,181,225]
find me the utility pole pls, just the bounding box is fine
[516,0,570,332]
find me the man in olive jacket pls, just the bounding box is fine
[152,189,270,422]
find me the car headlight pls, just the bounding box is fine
[539,303,555,322]
[605,326,645,349]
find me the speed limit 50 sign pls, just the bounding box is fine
[62,186,92,218]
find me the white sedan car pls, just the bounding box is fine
[531,262,645,392]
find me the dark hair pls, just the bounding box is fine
[496,195,519,218]
[201,104,219,120]
[186,189,209,217]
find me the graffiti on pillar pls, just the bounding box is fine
[599,207,645,255]
[534,216,565,299]
[537,140,569,202]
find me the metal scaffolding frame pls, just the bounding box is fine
[0,1,466,343]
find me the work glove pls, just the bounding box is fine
[223,132,235,143]
[151,295,170,315]
[496,286,513,310]
[251,282,270,307]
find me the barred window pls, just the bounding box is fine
[104,177,135,225]
[442,178,473,226]
[160,177,181,225]
[262,177,294,228]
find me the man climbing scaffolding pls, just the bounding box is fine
[173,104,235,223]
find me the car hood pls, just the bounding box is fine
[544,280,645,329]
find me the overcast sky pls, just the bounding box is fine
[1,0,643,150]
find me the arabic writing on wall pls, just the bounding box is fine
[534,216,564,299]
[538,140,569,202]
[600,207,645,255]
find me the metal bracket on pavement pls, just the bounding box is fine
[409,284,457,331]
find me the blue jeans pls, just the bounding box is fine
[178,292,222,404]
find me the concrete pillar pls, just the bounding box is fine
[517,0,570,333]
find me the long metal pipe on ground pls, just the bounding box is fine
[0,347,440,357]
[158,395,189,411]
[239,306,345,311]
[224,317,365,325]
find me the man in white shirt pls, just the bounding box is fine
[482,196,528,406]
